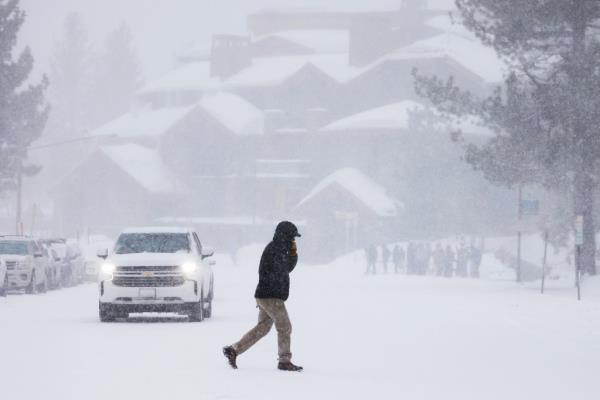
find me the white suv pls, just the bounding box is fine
[98,227,215,322]
[0,236,48,294]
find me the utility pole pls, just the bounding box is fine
[516,185,522,283]
[541,231,548,294]
[15,162,22,235]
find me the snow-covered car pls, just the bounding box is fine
[98,227,215,322]
[0,236,48,294]
[66,242,85,284]
[41,244,62,289]
[48,243,73,287]
[0,258,7,297]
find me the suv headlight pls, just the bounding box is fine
[101,262,116,274]
[181,262,198,276]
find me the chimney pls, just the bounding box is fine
[210,34,252,79]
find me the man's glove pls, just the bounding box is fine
[290,240,298,257]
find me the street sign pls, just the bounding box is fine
[575,215,584,245]
[520,199,540,216]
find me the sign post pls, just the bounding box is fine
[516,186,539,283]
[574,215,584,301]
[541,231,548,294]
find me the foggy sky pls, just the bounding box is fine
[19,0,454,81]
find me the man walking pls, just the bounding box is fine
[223,221,303,372]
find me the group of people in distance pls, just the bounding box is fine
[365,241,483,278]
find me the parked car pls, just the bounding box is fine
[0,258,7,297]
[42,244,62,289]
[98,227,215,322]
[0,236,48,294]
[48,243,73,287]
[66,242,86,284]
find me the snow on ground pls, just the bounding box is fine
[1,248,600,400]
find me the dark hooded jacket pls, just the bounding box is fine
[254,222,299,301]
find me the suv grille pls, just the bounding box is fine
[112,265,184,287]
[5,261,17,270]
[116,266,180,272]
[112,276,185,287]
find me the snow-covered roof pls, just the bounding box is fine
[254,30,349,54]
[122,226,192,234]
[92,105,197,138]
[225,54,364,87]
[390,33,505,83]
[297,168,401,217]
[138,61,221,94]
[200,92,264,136]
[257,1,454,14]
[100,144,188,194]
[321,100,425,133]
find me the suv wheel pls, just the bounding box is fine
[0,274,7,297]
[99,302,116,322]
[203,300,212,319]
[189,289,204,322]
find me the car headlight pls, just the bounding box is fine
[101,262,116,274]
[181,262,198,275]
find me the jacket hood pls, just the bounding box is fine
[273,221,301,242]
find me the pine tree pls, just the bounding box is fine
[414,0,600,275]
[0,0,49,191]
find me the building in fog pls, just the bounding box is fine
[53,2,510,260]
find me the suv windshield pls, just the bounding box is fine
[114,233,190,254]
[0,241,29,255]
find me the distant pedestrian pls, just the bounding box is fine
[381,245,391,274]
[469,246,482,278]
[392,245,405,274]
[444,245,455,277]
[455,244,469,278]
[223,221,303,372]
[365,245,377,275]
[433,243,445,276]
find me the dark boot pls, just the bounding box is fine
[278,361,303,372]
[223,346,238,369]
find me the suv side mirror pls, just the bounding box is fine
[201,247,214,259]
[96,248,109,259]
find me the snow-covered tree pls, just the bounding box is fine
[414,0,600,275]
[0,0,49,191]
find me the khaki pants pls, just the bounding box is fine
[232,298,292,362]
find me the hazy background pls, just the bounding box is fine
[19,0,454,80]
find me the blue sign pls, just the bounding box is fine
[520,199,539,216]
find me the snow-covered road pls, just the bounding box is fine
[1,252,599,400]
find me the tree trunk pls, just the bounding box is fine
[574,170,596,275]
